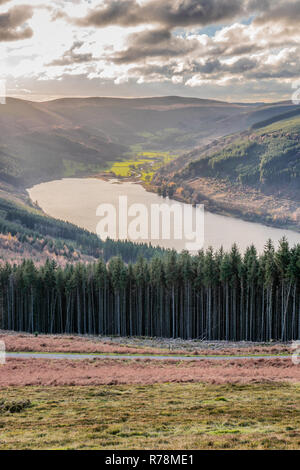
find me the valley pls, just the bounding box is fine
[1,96,299,268]
[1,96,299,246]
[0,96,298,191]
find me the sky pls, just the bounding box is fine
[1,0,300,102]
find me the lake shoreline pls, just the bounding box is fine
[27,177,300,253]
[93,171,300,234]
[18,157,299,236]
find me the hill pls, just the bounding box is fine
[181,113,300,187]
[0,96,297,192]
[153,112,300,231]
[0,98,127,189]
[0,197,164,265]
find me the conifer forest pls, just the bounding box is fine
[1,238,299,342]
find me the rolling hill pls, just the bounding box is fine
[153,110,300,231]
[0,96,298,193]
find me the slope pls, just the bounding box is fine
[0,96,297,192]
[153,111,300,231]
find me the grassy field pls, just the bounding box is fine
[108,151,177,182]
[0,383,299,450]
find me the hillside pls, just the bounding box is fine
[0,197,164,265]
[0,97,297,192]
[153,111,300,231]
[181,113,300,187]
[0,98,127,189]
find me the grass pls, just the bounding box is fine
[107,151,177,183]
[62,159,109,178]
[258,115,300,134]
[0,383,299,449]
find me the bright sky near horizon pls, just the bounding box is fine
[1,0,300,102]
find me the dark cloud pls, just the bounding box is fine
[110,28,198,63]
[183,57,257,76]
[72,0,246,29]
[228,57,257,73]
[128,54,262,86]
[130,63,177,78]
[0,5,33,42]
[254,0,300,25]
[193,59,222,74]
[246,56,300,80]
[127,55,259,84]
[60,0,300,31]
[184,52,300,83]
[49,41,94,66]
[153,0,246,27]
[131,28,172,46]
[74,0,140,27]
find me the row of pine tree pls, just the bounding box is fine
[0,238,299,341]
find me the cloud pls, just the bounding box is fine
[0,5,34,42]
[74,0,141,27]
[72,0,246,29]
[254,0,300,25]
[49,41,94,66]
[59,0,300,33]
[4,0,300,102]
[129,55,258,83]
[110,28,198,63]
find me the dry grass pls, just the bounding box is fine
[1,357,299,387]
[0,383,299,449]
[0,333,174,356]
[0,332,292,357]
[189,176,300,229]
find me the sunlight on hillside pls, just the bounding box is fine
[107,151,177,182]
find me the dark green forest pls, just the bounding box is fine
[1,238,299,341]
[178,115,300,188]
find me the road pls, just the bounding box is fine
[5,352,289,361]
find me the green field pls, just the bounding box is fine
[0,383,299,450]
[107,151,177,182]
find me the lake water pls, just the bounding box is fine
[28,178,300,253]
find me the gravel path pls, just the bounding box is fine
[6,352,290,361]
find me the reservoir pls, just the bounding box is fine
[28,178,300,253]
